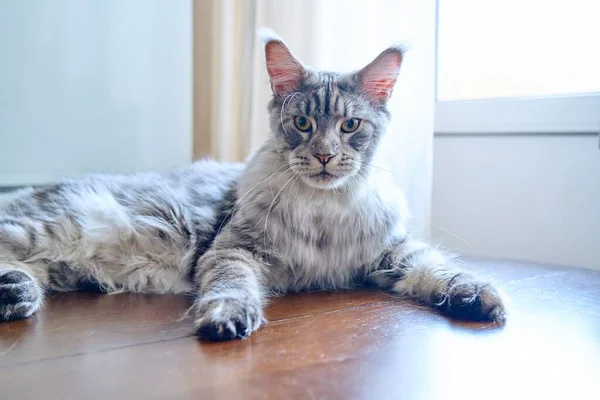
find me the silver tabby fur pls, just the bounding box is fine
[0,31,505,339]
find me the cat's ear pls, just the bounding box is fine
[357,46,404,104]
[260,28,306,97]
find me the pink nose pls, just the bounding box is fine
[314,153,335,164]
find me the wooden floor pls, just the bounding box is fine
[1,257,599,399]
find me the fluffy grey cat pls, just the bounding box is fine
[0,31,505,340]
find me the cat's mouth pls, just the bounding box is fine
[302,169,348,189]
[310,170,336,181]
[295,163,353,190]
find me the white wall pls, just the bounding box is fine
[432,134,600,269]
[0,1,192,186]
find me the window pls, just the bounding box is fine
[435,0,600,134]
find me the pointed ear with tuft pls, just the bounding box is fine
[357,46,404,105]
[262,30,306,97]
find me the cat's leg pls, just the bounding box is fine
[368,239,505,323]
[0,262,44,321]
[0,203,100,320]
[0,218,46,320]
[192,248,266,341]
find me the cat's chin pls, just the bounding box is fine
[301,173,348,190]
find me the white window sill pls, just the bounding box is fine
[435,94,600,135]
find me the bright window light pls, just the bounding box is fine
[437,0,600,101]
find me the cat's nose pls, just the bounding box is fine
[314,153,336,165]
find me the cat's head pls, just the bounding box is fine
[263,29,403,190]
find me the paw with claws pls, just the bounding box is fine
[439,275,506,324]
[193,296,264,341]
[0,269,44,321]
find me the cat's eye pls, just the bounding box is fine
[340,118,361,133]
[294,116,312,132]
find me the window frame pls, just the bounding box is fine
[435,95,600,135]
[434,1,600,135]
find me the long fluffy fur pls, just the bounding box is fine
[0,35,505,339]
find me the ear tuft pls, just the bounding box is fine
[261,28,305,97]
[357,46,404,104]
[257,26,282,44]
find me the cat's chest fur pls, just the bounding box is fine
[237,175,408,289]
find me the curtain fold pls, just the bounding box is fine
[193,0,256,162]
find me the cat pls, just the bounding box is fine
[0,30,505,341]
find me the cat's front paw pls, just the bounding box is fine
[439,275,506,324]
[0,269,44,321]
[192,296,264,341]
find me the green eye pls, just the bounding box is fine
[294,116,312,132]
[341,118,361,133]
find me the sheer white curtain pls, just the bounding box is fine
[194,0,436,238]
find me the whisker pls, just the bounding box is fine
[264,172,297,247]
[431,223,473,249]
[226,165,294,238]
[211,164,293,270]
[353,160,398,175]
[285,174,302,218]
[215,165,298,271]
[280,91,301,139]
[332,186,343,201]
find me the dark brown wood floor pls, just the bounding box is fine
[1,257,599,399]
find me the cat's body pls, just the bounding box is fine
[0,160,241,296]
[0,150,400,294]
[0,30,505,340]
[209,137,408,292]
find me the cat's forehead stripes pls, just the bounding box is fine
[304,73,348,118]
[277,71,374,123]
